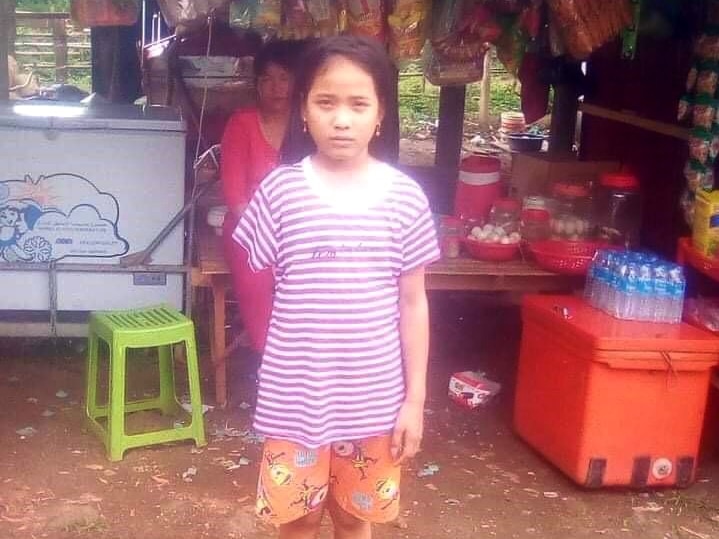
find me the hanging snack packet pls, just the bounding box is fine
[307,0,339,36]
[692,96,718,130]
[282,0,314,38]
[678,94,693,122]
[388,0,431,64]
[229,0,255,29]
[254,0,282,35]
[684,160,713,193]
[689,128,713,165]
[345,0,385,42]
[696,63,719,95]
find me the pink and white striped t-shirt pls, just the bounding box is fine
[233,157,440,448]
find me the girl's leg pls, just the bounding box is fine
[327,498,371,539]
[279,510,325,539]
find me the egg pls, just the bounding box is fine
[471,226,484,239]
[575,219,585,235]
[510,232,521,243]
[483,224,494,234]
[488,233,500,243]
[563,219,576,236]
[553,219,565,235]
[500,237,511,245]
[497,227,507,237]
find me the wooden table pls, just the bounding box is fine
[192,225,579,406]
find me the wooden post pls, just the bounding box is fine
[478,51,492,128]
[435,85,466,169]
[52,18,68,83]
[549,82,579,153]
[0,0,14,101]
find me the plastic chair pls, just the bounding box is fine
[85,305,207,461]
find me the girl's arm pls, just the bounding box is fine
[392,265,430,463]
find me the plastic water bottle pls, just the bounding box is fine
[623,263,639,320]
[653,264,670,323]
[668,265,686,324]
[637,263,654,322]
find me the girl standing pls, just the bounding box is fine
[234,36,439,539]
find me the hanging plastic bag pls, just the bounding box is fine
[158,0,230,29]
[546,0,633,60]
[281,0,314,39]
[424,43,487,87]
[229,0,254,29]
[345,0,385,42]
[388,0,431,65]
[307,0,340,37]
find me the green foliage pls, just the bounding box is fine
[398,71,522,137]
[16,0,70,12]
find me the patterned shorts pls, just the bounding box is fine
[256,434,401,525]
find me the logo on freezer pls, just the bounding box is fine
[0,173,129,262]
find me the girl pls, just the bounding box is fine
[221,40,297,355]
[234,36,439,539]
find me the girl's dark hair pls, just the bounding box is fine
[280,35,398,164]
[254,39,301,77]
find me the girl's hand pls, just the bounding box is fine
[390,400,424,464]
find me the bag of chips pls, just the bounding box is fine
[345,0,385,42]
[388,0,431,64]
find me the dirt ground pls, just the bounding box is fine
[2,295,719,539]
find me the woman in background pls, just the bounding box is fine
[221,40,296,358]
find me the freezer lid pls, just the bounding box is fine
[523,295,719,354]
[0,102,185,132]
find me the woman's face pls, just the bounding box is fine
[256,62,292,115]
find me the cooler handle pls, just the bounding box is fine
[594,351,718,372]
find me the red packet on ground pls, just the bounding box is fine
[448,371,501,409]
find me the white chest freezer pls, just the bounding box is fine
[0,102,187,326]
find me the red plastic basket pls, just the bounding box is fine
[465,238,520,262]
[529,240,604,275]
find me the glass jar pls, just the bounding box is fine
[439,215,463,258]
[521,208,551,242]
[596,172,641,248]
[488,198,521,235]
[550,182,593,241]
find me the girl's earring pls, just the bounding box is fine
[375,124,381,137]
[302,119,308,133]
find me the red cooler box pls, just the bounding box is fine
[514,295,719,488]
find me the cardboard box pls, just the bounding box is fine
[510,152,621,201]
[448,371,501,409]
[692,189,719,257]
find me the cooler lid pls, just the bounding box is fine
[523,295,719,354]
[0,102,185,132]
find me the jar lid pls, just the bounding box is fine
[521,208,551,222]
[493,198,521,212]
[460,154,501,174]
[600,172,639,190]
[552,182,590,198]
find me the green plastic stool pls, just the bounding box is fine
[85,305,207,461]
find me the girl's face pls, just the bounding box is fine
[302,56,384,165]
[257,63,293,115]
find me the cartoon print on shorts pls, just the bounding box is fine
[375,478,399,510]
[256,480,275,518]
[351,491,374,513]
[332,441,378,480]
[265,451,293,486]
[291,480,329,513]
[294,448,319,468]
